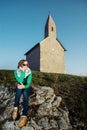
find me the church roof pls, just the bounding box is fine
[56,38,66,51]
[45,14,52,26]
[24,38,66,55]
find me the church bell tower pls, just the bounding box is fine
[44,14,56,38]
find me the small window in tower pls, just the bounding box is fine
[51,27,54,31]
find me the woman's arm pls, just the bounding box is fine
[24,73,32,89]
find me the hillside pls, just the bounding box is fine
[0,70,87,129]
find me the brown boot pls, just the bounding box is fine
[12,107,18,120]
[18,116,27,128]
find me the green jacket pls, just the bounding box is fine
[14,69,32,89]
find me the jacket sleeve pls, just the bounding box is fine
[14,70,25,83]
[24,72,32,89]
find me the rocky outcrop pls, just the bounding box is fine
[0,85,72,130]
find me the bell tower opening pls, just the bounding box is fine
[51,26,54,31]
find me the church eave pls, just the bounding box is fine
[24,43,40,55]
[56,38,67,51]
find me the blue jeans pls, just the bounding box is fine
[14,86,33,116]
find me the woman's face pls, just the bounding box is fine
[22,61,28,70]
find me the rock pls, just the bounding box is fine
[38,117,50,129]
[0,85,72,130]
[58,117,69,130]
[52,96,62,107]
[50,119,58,129]
[30,119,42,130]
[29,86,54,105]
[37,102,52,116]
[2,121,35,130]
[2,121,20,130]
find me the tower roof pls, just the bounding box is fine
[45,14,55,26]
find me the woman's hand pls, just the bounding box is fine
[17,84,24,89]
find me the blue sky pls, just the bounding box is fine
[0,0,87,76]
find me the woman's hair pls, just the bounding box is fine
[17,59,29,68]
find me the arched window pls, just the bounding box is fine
[51,26,54,31]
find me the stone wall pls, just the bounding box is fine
[40,37,66,73]
[0,85,72,130]
[26,45,40,71]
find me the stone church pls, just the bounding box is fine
[25,14,66,73]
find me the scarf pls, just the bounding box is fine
[17,68,31,78]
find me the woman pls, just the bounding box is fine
[12,59,33,128]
